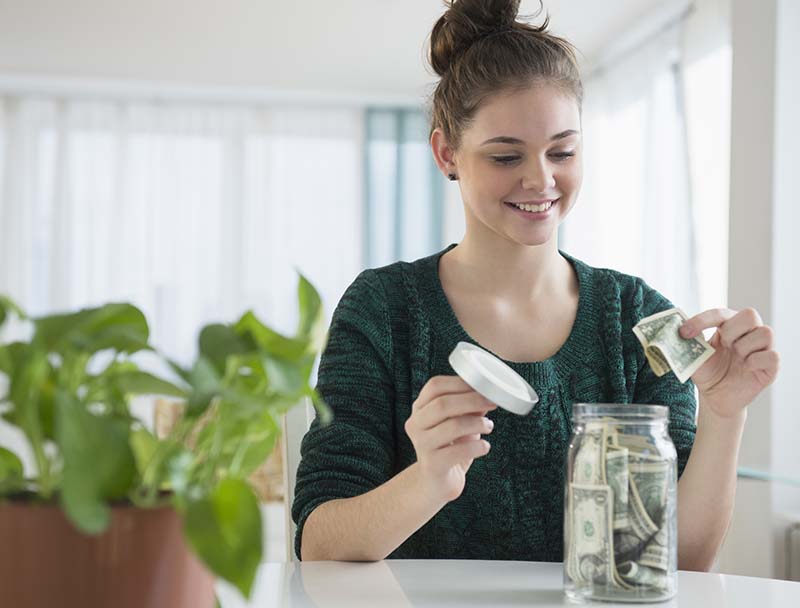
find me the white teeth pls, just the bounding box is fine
[510,200,554,213]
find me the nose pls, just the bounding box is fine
[521,157,556,193]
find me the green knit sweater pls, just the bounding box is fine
[292,243,697,561]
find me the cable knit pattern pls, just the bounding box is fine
[292,243,697,561]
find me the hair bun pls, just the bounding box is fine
[429,0,525,77]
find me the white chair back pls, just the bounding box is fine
[281,396,315,561]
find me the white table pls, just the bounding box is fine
[217,559,800,607]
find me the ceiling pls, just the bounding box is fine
[0,0,680,100]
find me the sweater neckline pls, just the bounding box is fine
[421,242,595,387]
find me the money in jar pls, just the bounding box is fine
[563,404,678,603]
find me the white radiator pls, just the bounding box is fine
[786,518,800,581]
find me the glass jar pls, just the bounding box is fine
[563,404,678,603]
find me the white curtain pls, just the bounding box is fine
[0,96,364,364]
[680,0,732,314]
[365,108,445,267]
[563,23,700,313]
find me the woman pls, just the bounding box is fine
[292,0,779,569]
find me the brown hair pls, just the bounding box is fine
[428,0,583,150]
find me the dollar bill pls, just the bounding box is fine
[569,483,620,587]
[573,423,608,485]
[612,433,658,456]
[567,423,608,585]
[627,468,659,541]
[617,560,668,590]
[629,460,670,527]
[605,447,630,530]
[638,523,669,571]
[633,307,715,383]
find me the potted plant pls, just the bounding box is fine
[0,275,331,607]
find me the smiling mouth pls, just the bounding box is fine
[504,199,558,213]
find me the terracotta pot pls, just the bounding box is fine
[0,501,216,608]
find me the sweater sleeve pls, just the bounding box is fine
[629,279,698,479]
[291,269,396,560]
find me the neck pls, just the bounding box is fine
[447,232,567,303]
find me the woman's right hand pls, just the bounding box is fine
[404,375,497,504]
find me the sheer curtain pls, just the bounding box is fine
[0,96,364,364]
[563,23,700,312]
[364,108,445,267]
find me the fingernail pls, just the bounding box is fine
[485,418,494,430]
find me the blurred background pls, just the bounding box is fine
[0,0,797,580]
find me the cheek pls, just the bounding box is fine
[558,162,583,194]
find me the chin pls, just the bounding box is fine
[515,234,556,247]
[502,228,558,248]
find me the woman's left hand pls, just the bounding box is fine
[680,307,779,418]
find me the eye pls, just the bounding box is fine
[491,155,521,165]
[551,151,575,160]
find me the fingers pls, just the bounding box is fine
[680,308,737,338]
[417,414,494,452]
[413,375,475,413]
[452,433,482,445]
[437,439,491,469]
[717,308,765,349]
[681,308,766,350]
[415,390,496,430]
[732,325,774,360]
[743,349,780,374]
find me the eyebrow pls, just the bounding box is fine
[479,130,580,146]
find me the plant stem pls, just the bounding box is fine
[139,410,204,505]
[30,433,53,498]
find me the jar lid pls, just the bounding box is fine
[448,341,539,416]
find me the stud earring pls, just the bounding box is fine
[447,173,458,181]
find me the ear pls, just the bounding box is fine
[430,128,458,177]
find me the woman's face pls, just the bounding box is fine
[446,83,583,248]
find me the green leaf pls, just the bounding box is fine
[0,446,24,480]
[129,427,159,476]
[56,390,137,534]
[186,356,223,416]
[28,367,56,440]
[234,311,306,361]
[0,343,55,440]
[191,400,278,479]
[0,342,43,428]
[34,303,150,355]
[9,348,50,447]
[165,447,194,495]
[230,411,279,477]
[0,295,26,326]
[308,387,333,426]
[296,272,327,353]
[135,437,191,496]
[166,358,193,385]
[0,343,14,378]
[262,355,306,397]
[205,404,279,478]
[199,324,252,376]
[111,370,188,398]
[182,478,262,598]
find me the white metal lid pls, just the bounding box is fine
[448,341,539,416]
